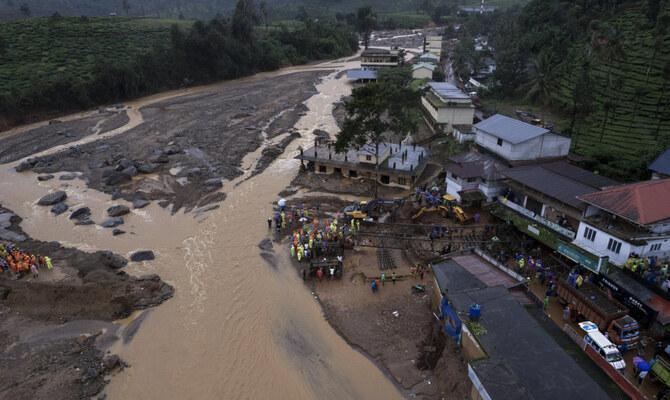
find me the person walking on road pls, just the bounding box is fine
[372,280,377,293]
[267,218,272,229]
[392,272,397,284]
[381,273,386,286]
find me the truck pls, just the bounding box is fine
[651,345,670,388]
[412,194,472,222]
[557,279,640,347]
[343,198,404,221]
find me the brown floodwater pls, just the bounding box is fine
[0,56,405,399]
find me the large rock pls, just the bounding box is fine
[130,250,155,262]
[117,158,134,170]
[59,173,77,181]
[203,178,223,187]
[112,229,126,236]
[50,202,69,215]
[138,164,160,174]
[38,191,67,206]
[74,218,95,226]
[105,172,132,186]
[132,199,150,209]
[15,161,33,172]
[262,145,283,156]
[149,153,169,164]
[164,146,180,155]
[70,207,91,220]
[122,166,138,177]
[88,159,109,169]
[107,205,130,217]
[101,217,124,228]
[37,174,55,181]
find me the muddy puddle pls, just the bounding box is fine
[0,56,405,399]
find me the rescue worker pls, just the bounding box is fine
[381,273,386,286]
[391,272,397,284]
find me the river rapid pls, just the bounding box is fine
[0,56,405,399]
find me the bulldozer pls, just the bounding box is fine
[412,194,472,222]
[343,198,405,221]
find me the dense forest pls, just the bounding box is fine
[0,0,358,129]
[452,0,670,181]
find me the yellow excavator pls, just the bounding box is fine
[412,194,472,222]
[344,198,405,220]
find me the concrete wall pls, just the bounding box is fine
[412,67,433,80]
[445,175,504,203]
[575,222,670,265]
[421,96,474,134]
[475,131,570,161]
[314,162,416,189]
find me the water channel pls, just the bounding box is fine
[0,56,406,399]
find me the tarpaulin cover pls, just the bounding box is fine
[441,296,462,341]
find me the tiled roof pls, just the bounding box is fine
[577,178,670,225]
[474,114,549,144]
[649,148,670,175]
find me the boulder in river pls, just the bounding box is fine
[149,153,169,164]
[59,173,78,181]
[38,191,67,206]
[50,202,69,215]
[130,250,155,262]
[101,217,124,228]
[203,178,223,187]
[122,166,138,177]
[70,207,91,220]
[105,172,131,186]
[107,205,130,217]
[15,161,33,172]
[74,218,95,226]
[164,146,180,155]
[112,229,126,236]
[37,174,55,181]
[132,199,150,209]
[138,164,160,174]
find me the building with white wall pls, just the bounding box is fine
[445,151,508,204]
[420,82,474,134]
[411,63,435,80]
[575,178,670,266]
[473,114,571,162]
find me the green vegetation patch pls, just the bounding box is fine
[468,321,488,336]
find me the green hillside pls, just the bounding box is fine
[0,16,187,94]
[485,0,670,181]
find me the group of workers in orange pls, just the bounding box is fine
[0,242,52,279]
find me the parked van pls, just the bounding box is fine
[579,321,626,372]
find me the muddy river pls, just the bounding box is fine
[0,57,405,399]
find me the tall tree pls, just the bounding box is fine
[355,6,375,49]
[19,2,29,16]
[232,0,258,39]
[523,52,558,107]
[335,67,420,198]
[259,1,268,31]
[122,0,131,16]
[594,24,627,88]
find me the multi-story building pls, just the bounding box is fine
[420,82,474,134]
[575,178,670,266]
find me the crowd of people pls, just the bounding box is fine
[625,254,670,293]
[0,242,52,279]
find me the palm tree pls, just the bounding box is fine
[524,52,557,107]
[594,24,627,88]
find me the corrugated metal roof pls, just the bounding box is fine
[502,165,598,208]
[536,161,621,189]
[412,62,436,71]
[607,272,670,325]
[427,82,470,100]
[473,114,549,144]
[445,151,508,180]
[346,70,377,80]
[417,52,438,60]
[577,178,670,225]
[649,148,670,175]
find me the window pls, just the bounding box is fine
[451,172,459,180]
[607,238,622,254]
[398,177,407,185]
[497,138,503,146]
[365,155,372,161]
[650,243,662,252]
[583,227,596,242]
[318,165,327,173]
[467,177,477,183]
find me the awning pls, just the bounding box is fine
[458,190,487,202]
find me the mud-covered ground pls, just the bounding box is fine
[8,70,329,214]
[0,206,173,399]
